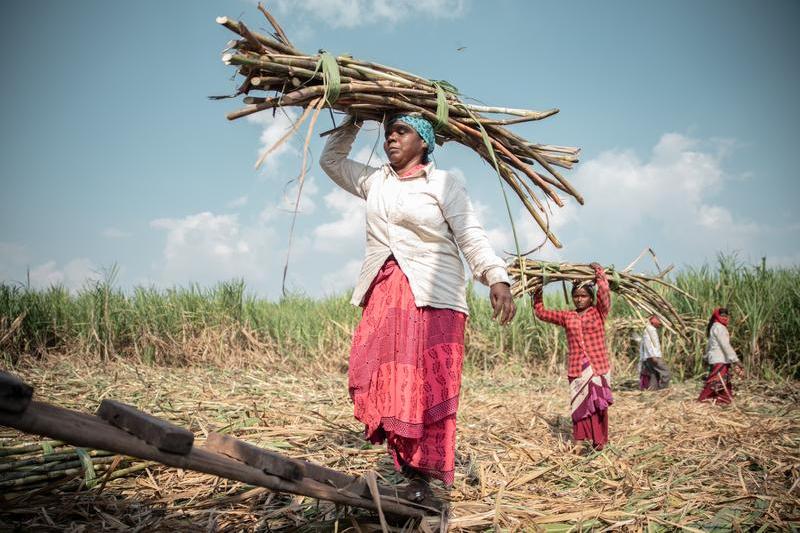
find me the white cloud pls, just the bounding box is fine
[226,195,249,209]
[312,188,365,253]
[149,209,318,296]
[28,258,101,291]
[150,212,277,287]
[352,143,385,167]
[259,177,320,223]
[525,133,767,265]
[0,243,108,291]
[270,0,467,28]
[321,259,362,294]
[102,227,131,239]
[246,107,300,174]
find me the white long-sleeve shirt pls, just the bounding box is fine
[319,122,509,314]
[704,322,740,365]
[639,324,662,361]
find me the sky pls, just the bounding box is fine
[1,0,798,298]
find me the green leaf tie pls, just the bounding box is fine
[75,447,97,488]
[317,50,341,106]
[431,81,450,132]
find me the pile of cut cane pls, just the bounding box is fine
[216,4,581,247]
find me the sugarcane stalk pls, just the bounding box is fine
[216,17,297,55]
[256,2,295,50]
[0,440,64,457]
[1,455,119,482]
[0,449,115,473]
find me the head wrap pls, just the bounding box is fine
[711,307,729,327]
[571,281,596,298]
[649,315,662,327]
[389,114,435,155]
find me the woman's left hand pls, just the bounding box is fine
[490,283,516,325]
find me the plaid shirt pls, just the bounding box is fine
[533,265,611,377]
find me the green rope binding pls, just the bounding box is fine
[317,50,341,106]
[431,81,451,132]
[75,447,97,488]
[610,266,622,291]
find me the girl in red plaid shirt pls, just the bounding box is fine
[532,262,614,450]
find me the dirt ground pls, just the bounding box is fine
[1,358,798,531]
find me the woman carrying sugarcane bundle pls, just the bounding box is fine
[531,263,613,451]
[698,307,743,404]
[320,113,516,500]
[639,315,671,390]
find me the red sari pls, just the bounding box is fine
[349,258,466,485]
[698,363,733,404]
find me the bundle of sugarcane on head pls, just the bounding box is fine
[508,257,692,338]
[215,3,582,248]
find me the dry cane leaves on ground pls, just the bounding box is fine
[1,356,798,531]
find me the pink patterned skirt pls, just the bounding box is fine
[698,363,733,404]
[568,359,613,449]
[349,257,466,485]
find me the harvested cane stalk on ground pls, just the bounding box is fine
[508,258,693,337]
[215,4,582,248]
[0,441,147,500]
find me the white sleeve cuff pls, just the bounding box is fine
[485,266,510,287]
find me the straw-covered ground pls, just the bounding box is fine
[1,357,798,532]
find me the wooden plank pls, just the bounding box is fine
[0,372,33,414]
[207,432,412,503]
[96,399,194,455]
[207,433,439,509]
[0,401,428,518]
[206,432,304,481]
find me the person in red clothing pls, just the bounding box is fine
[532,262,613,450]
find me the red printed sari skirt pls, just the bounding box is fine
[568,359,613,450]
[698,363,733,404]
[349,257,466,486]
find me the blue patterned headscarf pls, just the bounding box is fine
[389,114,435,155]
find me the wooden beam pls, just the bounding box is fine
[0,401,428,518]
[96,399,194,455]
[206,432,303,481]
[0,371,33,414]
[205,432,424,506]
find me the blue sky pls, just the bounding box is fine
[1,0,798,297]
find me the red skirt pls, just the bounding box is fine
[573,409,608,450]
[698,363,733,404]
[568,361,611,450]
[349,258,466,485]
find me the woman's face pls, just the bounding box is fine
[384,121,426,169]
[572,287,593,311]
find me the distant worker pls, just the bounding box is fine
[532,262,613,451]
[638,315,671,390]
[698,307,743,404]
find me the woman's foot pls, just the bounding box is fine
[404,477,432,503]
[401,465,433,503]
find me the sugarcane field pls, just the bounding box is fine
[1,2,799,532]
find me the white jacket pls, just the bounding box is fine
[704,322,740,365]
[319,122,509,314]
[638,324,662,371]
